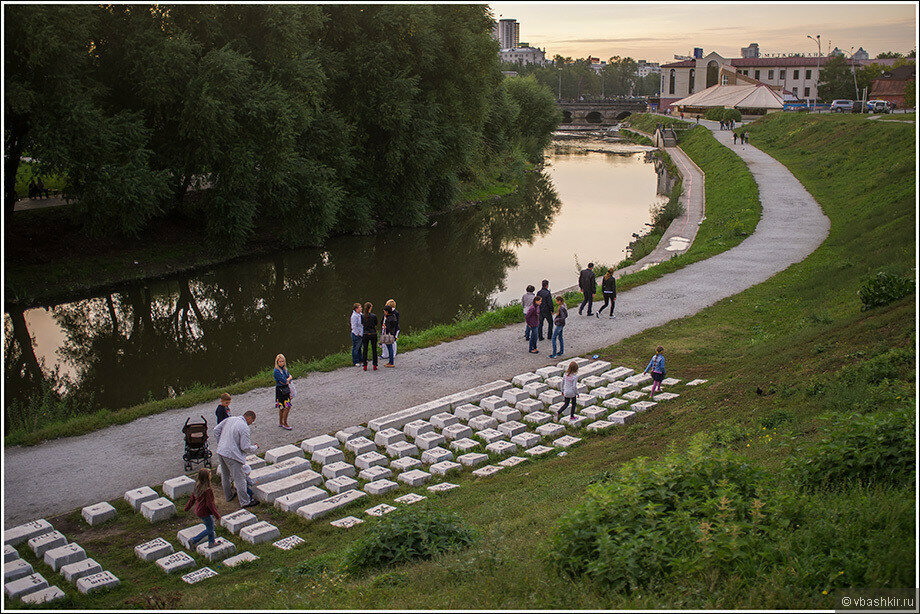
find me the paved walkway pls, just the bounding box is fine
[3,125,831,524]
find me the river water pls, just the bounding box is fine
[4,136,666,419]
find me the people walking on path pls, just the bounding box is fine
[215,392,231,424]
[213,410,259,508]
[522,285,536,339]
[550,296,567,358]
[536,280,553,340]
[644,345,667,394]
[578,263,596,316]
[350,303,363,366]
[184,468,222,548]
[596,270,617,318]
[381,305,399,368]
[381,299,400,363]
[733,132,738,145]
[556,361,579,420]
[525,296,541,353]
[273,354,293,430]
[362,301,379,371]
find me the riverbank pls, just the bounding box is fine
[4,117,759,447]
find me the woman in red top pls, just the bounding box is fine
[185,468,222,548]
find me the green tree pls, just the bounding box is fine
[503,75,561,161]
[905,79,916,109]
[636,72,661,97]
[817,54,860,101]
[601,56,639,97]
[877,51,904,59]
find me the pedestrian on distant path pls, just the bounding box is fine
[733,132,738,144]
[644,345,667,394]
[381,299,400,363]
[273,354,293,430]
[596,269,617,318]
[185,468,222,548]
[578,262,596,316]
[522,285,536,340]
[350,303,363,366]
[214,410,258,508]
[525,296,541,353]
[550,296,567,358]
[381,305,399,368]
[556,361,579,420]
[536,280,553,340]
[36,177,48,199]
[362,301,379,371]
[215,392,231,424]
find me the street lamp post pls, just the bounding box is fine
[840,47,862,107]
[807,34,821,107]
[558,68,562,100]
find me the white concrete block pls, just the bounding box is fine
[426,482,460,493]
[603,397,630,410]
[472,465,502,477]
[336,426,370,443]
[485,440,517,455]
[454,404,484,421]
[124,486,158,511]
[590,386,616,401]
[686,378,708,386]
[177,524,206,549]
[430,412,459,429]
[511,373,541,387]
[394,493,427,505]
[345,436,376,455]
[300,434,339,454]
[493,407,522,423]
[449,438,480,453]
[135,537,173,562]
[511,432,541,449]
[5,573,48,599]
[312,447,345,465]
[602,366,634,381]
[386,441,419,459]
[249,456,310,485]
[523,381,549,397]
[523,411,553,426]
[575,393,597,408]
[516,398,544,414]
[245,454,267,470]
[390,456,423,472]
[608,410,636,424]
[468,415,498,430]
[196,537,236,561]
[661,378,681,386]
[265,444,305,464]
[364,479,399,495]
[322,462,356,479]
[556,357,590,369]
[20,585,65,604]
[61,558,102,583]
[430,461,462,476]
[76,570,119,594]
[421,447,453,465]
[223,552,259,567]
[254,469,323,503]
[29,532,66,558]
[44,543,86,572]
[607,380,635,393]
[501,388,530,405]
[580,360,612,378]
[404,420,434,439]
[81,502,117,526]
[181,567,218,584]
[630,401,657,412]
[625,373,653,386]
[3,545,17,563]
[652,392,680,401]
[329,516,364,528]
[156,551,196,574]
[414,431,446,450]
[163,476,196,500]
[355,451,388,470]
[220,509,258,534]
[366,504,397,517]
[458,452,489,467]
[554,435,582,448]
[586,420,615,432]
[275,486,329,512]
[4,559,32,583]
[368,398,451,432]
[545,376,564,390]
[240,521,280,545]
[497,420,527,438]
[622,390,647,400]
[580,406,608,421]
[498,456,527,468]
[536,423,566,438]
[535,365,564,380]
[358,465,392,482]
[442,423,473,441]
[475,428,505,444]
[325,476,359,494]
[397,470,432,487]
[140,497,176,523]
[581,375,606,389]
[539,390,563,406]
[374,428,406,447]
[525,445,554,457]
[273,536,305,551]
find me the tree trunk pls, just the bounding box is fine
[4,117,28,225]
[8,306,44,386]
[106,294,119,336]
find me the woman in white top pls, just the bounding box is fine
[556,361,579,421]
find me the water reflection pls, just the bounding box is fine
[5,145,666,419]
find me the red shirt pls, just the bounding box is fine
[184,488,221,519]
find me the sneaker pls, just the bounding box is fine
[610,314,616,319]
[595,312,599,318]
[529,349,539,354]
[569,416,576,421]
[373,365,378,371]
[207,541,217,548]
[385,363,395,368]
[281,425,293,430]
[363,365,367,371]
[242,500,259,508]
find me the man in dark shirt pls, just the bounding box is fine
[215,393,232,423]
[536,279,553,340]
[578,262,596,316]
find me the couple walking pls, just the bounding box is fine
[350,300,400,370]
[523,280,568,358]
[578,262,616,318]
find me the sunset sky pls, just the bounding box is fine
[488,2,917,63]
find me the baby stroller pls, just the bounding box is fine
[182,416,213,472]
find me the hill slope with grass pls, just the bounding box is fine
[4,113,913,610]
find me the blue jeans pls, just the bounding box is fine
[385,343,395,365]
[524,319,530,339]
[527,326,538,351]
[351,333,362,364]
[551,324,564,356]
[191,515,216,547]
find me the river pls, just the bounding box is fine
[4,134,667,422]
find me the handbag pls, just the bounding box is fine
[380,333,396,345]
[288,380,297,400]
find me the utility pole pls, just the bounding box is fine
[807,34,821,106]
[558,68,562,100]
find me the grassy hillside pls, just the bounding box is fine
[5,113,914,610]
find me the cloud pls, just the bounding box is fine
[548,36,678,44]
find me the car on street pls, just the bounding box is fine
[830,99,854,113]
[867,100,892,113]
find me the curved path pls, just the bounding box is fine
[3,123,830,524]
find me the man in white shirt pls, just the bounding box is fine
[213,410,259,507]
[350,302,364,366]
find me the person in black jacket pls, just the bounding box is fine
[362,302,378,371]
[536,279,553,340]
[578,262,596,316]
[381,305,399,367]
[596,269,617,318]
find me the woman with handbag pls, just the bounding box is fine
[381,299,400,362]
[273,353,293,430]
[381,306,399,367]
[361,302,379,371]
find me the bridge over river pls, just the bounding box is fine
[557,99,648,125]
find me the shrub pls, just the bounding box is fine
[705,107,726,121]
[721,108,742,123]
[548,438,798,594]
[343,507,476,572]
[787,407,915,490]
[857,271,914,310]
[819,346,914,414]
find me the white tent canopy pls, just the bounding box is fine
[674,84,785,110]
